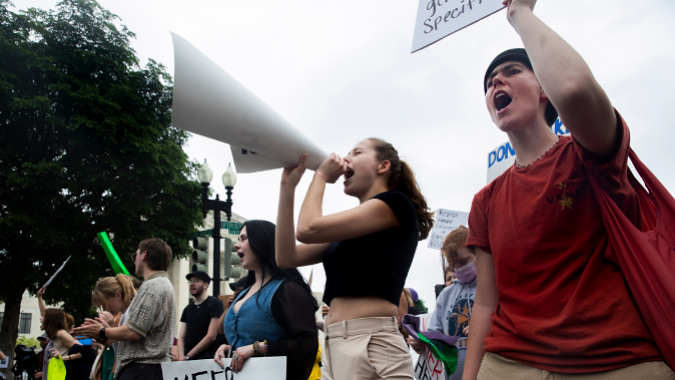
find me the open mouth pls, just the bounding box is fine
[344,168,354,181]
[494,91,512,112]
[237,251,244,259]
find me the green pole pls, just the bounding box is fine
[97,232,130,275]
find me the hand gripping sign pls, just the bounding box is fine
[161,357,286,380]
[170,32,327,173]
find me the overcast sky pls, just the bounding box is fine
[17,0,675,311]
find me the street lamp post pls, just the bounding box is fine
[197,160,238,297]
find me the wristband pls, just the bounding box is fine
[99,327,107,340]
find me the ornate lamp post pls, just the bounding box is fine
[197,160,237,296]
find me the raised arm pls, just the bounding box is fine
[506,0,618,158]
[37,287,47,317]
[462,248,498,380]
[295,154,400,244]
[276,154,328,268]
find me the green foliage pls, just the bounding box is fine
[15,336,39,349]
[0,0,202,333]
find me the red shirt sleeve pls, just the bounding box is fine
[467,185,493,254]
[572,110,641,227]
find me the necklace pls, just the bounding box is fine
[514,136,560,169]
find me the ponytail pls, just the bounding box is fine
[92,274,138,311]
[368,138,435,240]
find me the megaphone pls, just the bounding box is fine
[171,32,327,173]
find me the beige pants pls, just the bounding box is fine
[321,317,414,380]
[478,352,675,380]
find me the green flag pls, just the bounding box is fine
[97,232,130,275]
[418,332,459,374]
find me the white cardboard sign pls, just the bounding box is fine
[413,314,446,380]
[411,0,505,53]
[161,357,286,380]
[171,32,327,173]
[427,209,469,250]
[486,118,570,184]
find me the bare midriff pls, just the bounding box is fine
[326,296,398,325]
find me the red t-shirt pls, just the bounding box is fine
[467,112,661,373]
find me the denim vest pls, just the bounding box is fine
[224,277,289,349]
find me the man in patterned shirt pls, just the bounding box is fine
[73,238,176,380]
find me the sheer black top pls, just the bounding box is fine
[322,191,419,306]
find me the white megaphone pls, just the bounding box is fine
[170,32,327,173]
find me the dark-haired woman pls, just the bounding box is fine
[213,220,318,380]
[43,309,94,380]
[276,138,434,380]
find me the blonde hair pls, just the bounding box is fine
[402,288,414,307]
[441,226,474,269]
[92,274,138,311]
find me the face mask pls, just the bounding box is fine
[453,260,477,283]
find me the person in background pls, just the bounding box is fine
[409,226,475,380]
[72,238,176,380]
[464,1,674,379]
[177,271,224,361]
[445,267,455,287]
[90,274,139,380]
[34,334,50,379]
[276,138,434,380]
[214,220,318,380]
[405,288,427,315]
[43,308,94,380]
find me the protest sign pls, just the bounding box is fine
[427,209,469,250]
[43,256,72,288]
[170,32,327,173]
[97,231,130,275]
[413,314,446,380]
[486,118,569,183]
[411,0,505,53]
[161,357,286,380]
[0,356,8,369]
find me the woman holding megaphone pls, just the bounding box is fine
[276,138,434,380]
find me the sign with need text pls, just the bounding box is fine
[427,209,469,250]
[161,357,286,380]
[411,0,505,52]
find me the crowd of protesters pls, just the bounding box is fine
[10,1,675,380]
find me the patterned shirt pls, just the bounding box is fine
[115,271,175,377]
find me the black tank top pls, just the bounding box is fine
[322,191,419,306]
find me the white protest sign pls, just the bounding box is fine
[43,255,72,288]
[411,0,505,52]
[171,32,328,173]
[427,209,468,250]
[413,314,446,380]
[0,356,8,369]
[161,357,286,380]
[486,118,570,184]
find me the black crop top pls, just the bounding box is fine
[322,190,419,306]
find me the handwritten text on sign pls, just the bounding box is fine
[413,314,446,380]
[161,357,286,380]
[411,0,505,52]
[427,209,469,250]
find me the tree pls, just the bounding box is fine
[0,0,203,368]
